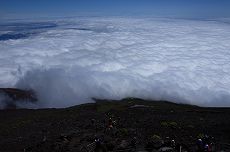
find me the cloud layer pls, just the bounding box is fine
[1,17,230,108]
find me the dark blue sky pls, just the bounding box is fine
[1,0,230,18]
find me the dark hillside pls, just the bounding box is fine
[0,98,230,152]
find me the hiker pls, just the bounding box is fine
[104,117,117,136]
[94,136,107,152]
[131,137,137,150]
[196,135,215,152]
[197,138,203,151]
[108,118,114,129]
[204,144,209,152]
[171,139,176,148]
[91,119,96,126]
[203,135,214,152]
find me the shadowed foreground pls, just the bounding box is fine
[0,98,230,152]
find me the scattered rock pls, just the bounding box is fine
[117,140,129,149]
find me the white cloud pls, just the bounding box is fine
[0,17,230,108]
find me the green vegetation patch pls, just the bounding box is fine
[160,121,178,128]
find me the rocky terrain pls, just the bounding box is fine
[0,96,230,152]
[0,88,37,109]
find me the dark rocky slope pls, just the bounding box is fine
[0,98,230,152]
[0,88,37,109]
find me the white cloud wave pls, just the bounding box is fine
[1,17,230,108]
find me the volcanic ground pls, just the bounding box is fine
[0,98,230,152]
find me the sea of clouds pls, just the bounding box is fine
[0,17,230,108]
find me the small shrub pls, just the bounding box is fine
[197,133,205,139]
[160,121,178,128]
[169,122,178,128]
[119,128,128,136]
[151,134,162,140]
[160,121,168,127]
[188,125,194,128]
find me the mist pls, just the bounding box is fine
[1,17,230,108]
